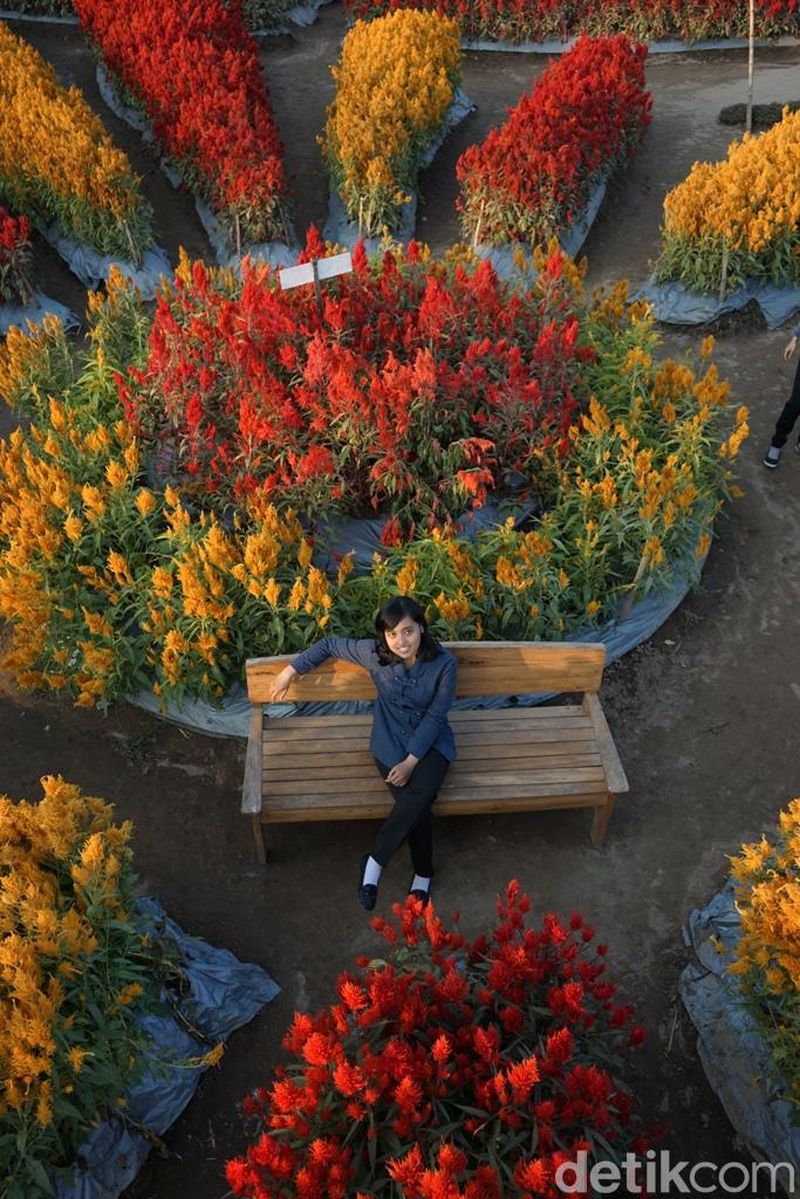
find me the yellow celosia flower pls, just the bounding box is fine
[0,23,152,257]
[323,11,461,235]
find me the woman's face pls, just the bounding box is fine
[384,617,422,663]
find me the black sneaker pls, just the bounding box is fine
[763,445,781,469]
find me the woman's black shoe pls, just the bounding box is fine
[408,881,431,908]
[358,854,378,911]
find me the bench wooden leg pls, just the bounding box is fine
[591,793,615,847]
[251,813,267,865]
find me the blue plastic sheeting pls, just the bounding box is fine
[250,0,334,34]
[51,897,280,1199]
[0,9,78,21]
[1,292,78,335]
[323,90,476,252]
[681,884,800,1178]
[313,493,538,575]
[474,178,607,281]
[41,221,172,300]
[638,277,800,330]
[461,34,800,53]
[95,64,299,271]
[130,543,707,763]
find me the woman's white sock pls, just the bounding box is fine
[411,874,431,893]
[363,856,383,887]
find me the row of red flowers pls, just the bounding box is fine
[72,0,291,246]
[226,883,654,1198]
[0,206,33,307]
[119,228,592,532]
[456,35,651,249]
[344,0,800,45]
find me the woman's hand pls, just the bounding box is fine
[386,755,418,787]
[784,335,797,362]
[269,664,298,702]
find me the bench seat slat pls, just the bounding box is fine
[263,753,603,781]
[263,714,593,745]
[260,780,607,814]
[263,706,584,733]
[263,740,603,769]
[262,766,606,796]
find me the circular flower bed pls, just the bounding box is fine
[226,882,654,1197]
[0,243,746,709]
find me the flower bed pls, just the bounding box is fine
[728,800,800,1104]
[0,777,173,1195]
[456,36,650,250]
[72,0,291,248]
[0,246,746,710]
[121,230,590,525]
[0,21,154,264]
[226,881,653,1196]
[322,11,461,238]
[343,0,800,45]
[654,105,800,296]
[0,206,33,306]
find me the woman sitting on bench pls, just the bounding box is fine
[268,595,458,911]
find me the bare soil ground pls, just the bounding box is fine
[2,9,800,1196]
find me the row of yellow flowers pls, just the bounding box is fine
[0,777,225,1196]
[0,778,153,1195]
[322,11,462,236]
[0,20,154,264]
[655,105,800,293]
[729,799,800,1107]
[0,255,746,710]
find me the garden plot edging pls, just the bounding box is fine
[1,291,78,336]
[473,177,607,281]
[53,897,279,1199]
[638,276,800,331]
[322,89,475,251]
[96,63,299,271]
[681,884,800,1189]
[461,34,800,53]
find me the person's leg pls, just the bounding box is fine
[370,750,448,869]
[770,357,800,448]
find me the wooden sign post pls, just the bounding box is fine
[278,251,353,322]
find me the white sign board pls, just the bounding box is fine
[278,252,353,291]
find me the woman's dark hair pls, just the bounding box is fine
[375,595,442,665]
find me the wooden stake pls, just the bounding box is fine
[473,197,486,249]
[618,550,649,623]
[312,257,324,324]
[746,0,755,134]
[718,241,729,304]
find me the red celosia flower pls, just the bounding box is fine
[226,881,652,1198]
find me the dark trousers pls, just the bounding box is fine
[771,357,800,447]
[371,749,449,877]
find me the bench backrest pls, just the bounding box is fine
[245,642,605,703]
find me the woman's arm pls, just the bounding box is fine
[267,637,375,702]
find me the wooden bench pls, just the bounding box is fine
[241,642,629,863]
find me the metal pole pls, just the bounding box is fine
[311,258,324,324]
[746,0,755,134]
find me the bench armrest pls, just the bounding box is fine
[241,705,263,814]
[582,693,629,794]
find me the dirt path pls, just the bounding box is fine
[2,9,800,1196]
